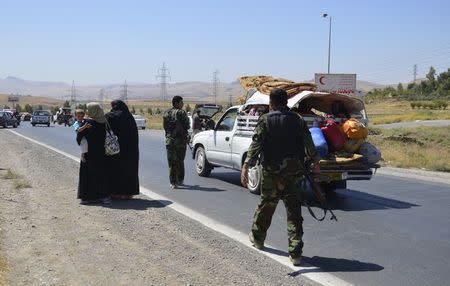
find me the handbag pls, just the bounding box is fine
[104,121,120,156]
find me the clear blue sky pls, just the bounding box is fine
[1,0,449,85]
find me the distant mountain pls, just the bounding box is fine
[0,76,386,101]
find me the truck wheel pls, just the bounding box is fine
[247,164,262,195]
[195,146,212,177]
[320,180,347,196]
[13,122,18,128]
[32,123,35,127]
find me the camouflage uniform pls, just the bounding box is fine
[163,107,190,185]
[246,107,319,259]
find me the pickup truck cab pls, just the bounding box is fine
[192,90,377,194]
[31,110,52,127]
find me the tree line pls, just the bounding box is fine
[365,67,450,102]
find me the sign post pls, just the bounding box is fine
[8,96,19,109]
[314,73,357,96]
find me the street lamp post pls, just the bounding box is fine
[323,13,332,74]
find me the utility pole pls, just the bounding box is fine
[212,69,220,104]
[413,64,418,82]
[322,13,332,74]
[70,80,77,108]
[157,62,171,107]
[120,80,128,103]
[99,88,105,103]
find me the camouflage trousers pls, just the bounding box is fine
[251,170,304,258]
[166,143,187,185]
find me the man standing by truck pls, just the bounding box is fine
[241,88,320,266]
[163,96,190,189]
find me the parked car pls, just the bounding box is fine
[191,90,377,194]
[133,115,147,130]
[0,111,19,128]
[31,110,52,127]
[188,103,222,136]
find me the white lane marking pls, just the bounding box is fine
[377,167,450,186]
[7,130,351,286]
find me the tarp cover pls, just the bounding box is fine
[239,75,316,98]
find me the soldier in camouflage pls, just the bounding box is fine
[241,88,320,266]
[163,96,190,189]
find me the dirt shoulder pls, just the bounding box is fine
[0,130,316,286]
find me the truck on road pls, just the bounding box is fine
[191,90,378,194]
[31,110,52,127]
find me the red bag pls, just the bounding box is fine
[321,120,347,151]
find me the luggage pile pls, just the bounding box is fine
[310,118,381,164]
[239,75,316,98]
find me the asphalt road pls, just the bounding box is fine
[375,119,450,129]
[7,122,450,286]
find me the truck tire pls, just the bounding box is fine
[47,123,50,127]
[247,164,262,195]
[31,123,35,127]
[195,146,212,177]
[13,122,18,128]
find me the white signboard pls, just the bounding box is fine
[315,73,357,95]
[8,96,19,102]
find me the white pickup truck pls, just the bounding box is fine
[191,90,378,194]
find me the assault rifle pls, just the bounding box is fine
[302,160,338,222]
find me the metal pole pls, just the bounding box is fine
[327,16,332,74]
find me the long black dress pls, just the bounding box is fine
[77,119,108,201]
[105,104,140,196]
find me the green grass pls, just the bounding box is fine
[368,126,450,172]
[365,99,450,125]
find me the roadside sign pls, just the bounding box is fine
[8,96,20,102]
[315,73,357,95]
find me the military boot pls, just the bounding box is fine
[249,232,264,250]
[290,256,302,266]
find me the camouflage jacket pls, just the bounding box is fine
[163,107,190,145]
[245,108,320,175]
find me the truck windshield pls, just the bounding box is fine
[34,111,51,116]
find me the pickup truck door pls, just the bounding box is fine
[207,108,238,167]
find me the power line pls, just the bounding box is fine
[69,80,77,108]
[120,80,128,103]
[413,64,418,82]
[157,62,171,107]
[212,69,220,104]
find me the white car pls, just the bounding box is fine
[133,115,147,130]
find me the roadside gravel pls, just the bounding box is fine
[0,130,317,286]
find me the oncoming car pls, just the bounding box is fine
[133,115,147,130]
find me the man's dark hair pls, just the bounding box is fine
[172,95,183,106]
[269,89,288,107]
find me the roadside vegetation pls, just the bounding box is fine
[0,250,7,286]
[2,169,32,190]
[368,126,450,172]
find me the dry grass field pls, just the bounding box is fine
[368,126,450,172]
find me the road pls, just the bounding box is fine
[375,119,450,129]
[9,122,450,286]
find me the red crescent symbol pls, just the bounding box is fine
[319,76,326,85]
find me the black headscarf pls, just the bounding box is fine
[111,100,132,115]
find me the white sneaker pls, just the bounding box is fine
[170,184,178,189]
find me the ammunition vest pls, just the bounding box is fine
[261,109,305,168]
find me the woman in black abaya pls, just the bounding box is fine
[77,102,110,204]
[105,100,140,199]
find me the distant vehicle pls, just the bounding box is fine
[0,111,19,128]
[188,104,222,136]
[31,110,52,127]
[133,114,147,130]
[54,108,74,126]
[20,112,32,121]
